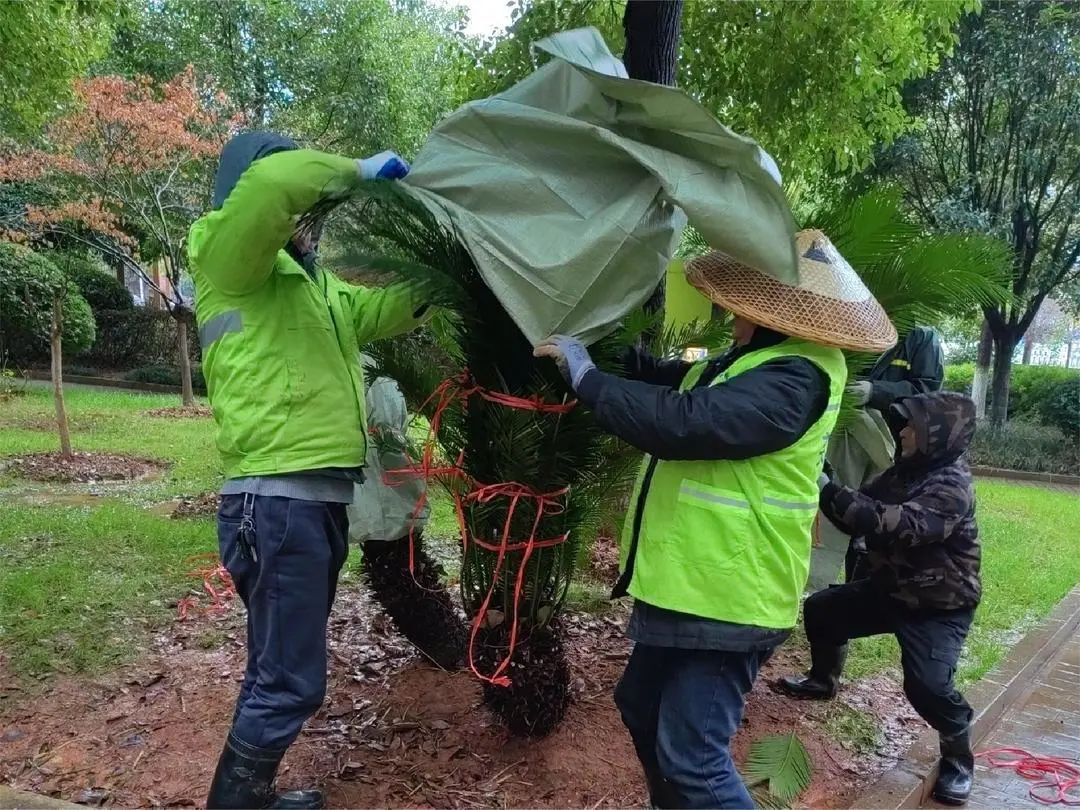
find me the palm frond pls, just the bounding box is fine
[743,732,813,803]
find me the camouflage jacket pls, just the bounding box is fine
[820,392,981,611]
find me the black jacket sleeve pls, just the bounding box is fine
[577,357,830,461]
[868,327,945,411]
[618,346,692,388]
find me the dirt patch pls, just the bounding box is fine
[171,491,221,520]
[0,590,915,809]
[588,533,620,584]
[145,406,213,419]
[3,452,167,483]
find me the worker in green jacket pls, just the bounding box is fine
[537,230,895,808]
[189,132,426,810]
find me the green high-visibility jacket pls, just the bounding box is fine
[620,339,847,629]
[187,149,425,480]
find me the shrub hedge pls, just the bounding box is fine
[0,242,96,364]
[967,419,1080,476]
[944,362,1079,439]
[124,363,207,394]
[77,309,200,370]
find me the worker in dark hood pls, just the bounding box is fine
[780,392,981,806]
[848,325,945,412]
[809,326,946,590]
[189,131,426,810]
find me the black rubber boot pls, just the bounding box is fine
[932,729,974,806]
[207,734,324,809]
[778,643,848,699]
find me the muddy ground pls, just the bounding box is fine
[0,575,926,809]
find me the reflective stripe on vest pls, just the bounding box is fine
[619,338,848,629]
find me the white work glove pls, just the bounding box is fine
[847,380,872,406]
[534,335,596,390]
[357,151,410,181]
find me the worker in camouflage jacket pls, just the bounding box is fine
[780,391,981,806]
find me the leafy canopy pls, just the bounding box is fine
[0,0,115,136]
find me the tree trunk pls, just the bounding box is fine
[1021,337,1033,364]
[623,0,683,322]
[1068,334,1074,369]
[622,0,683,85]
[989,330,1017,426]
[176,317,195,408]
[51,298,72,458]
[971,319,992,419]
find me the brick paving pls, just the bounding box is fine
[965,630,1080,808]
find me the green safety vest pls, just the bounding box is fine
[619,338,847,629]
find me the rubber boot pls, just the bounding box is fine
[207,734,324,809]
[778,643,848,699]
[932,729,974,806]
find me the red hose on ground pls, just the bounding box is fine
[383,372,578,687]
[977,747,1080,805]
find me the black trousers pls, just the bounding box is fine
[218,493,349,752]
[804,579,974,739]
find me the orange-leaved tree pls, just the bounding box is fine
[0,67,239,406]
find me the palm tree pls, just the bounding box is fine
[333,184,723,735]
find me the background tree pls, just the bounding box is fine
[103,0,467,158]
[467,0,969,193]
[0,0,114,136]
[0,243,95,456]
[0,69,235,406]
[883,0,1080,423]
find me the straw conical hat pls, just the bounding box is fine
[685,229,897,352]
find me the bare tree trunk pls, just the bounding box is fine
[51,298,72,458]
[1068,333,1074,369]
[1021,336,1033,364]
[623,0,683,323]
[177,317,195,408]
[622,0,683,85]
[989,331,1017,426]
[971,319,992,419]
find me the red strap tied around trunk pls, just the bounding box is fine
[382,372,578,687]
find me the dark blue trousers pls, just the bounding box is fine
[615,644,774,809]
[217,494,349,753]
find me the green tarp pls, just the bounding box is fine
[403,27,796,345]
[806,409,897,591]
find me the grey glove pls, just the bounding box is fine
[534,335,596,390]
[847,380,872,406]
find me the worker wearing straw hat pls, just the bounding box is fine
[536,230,895,809]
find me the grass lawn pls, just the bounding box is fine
[2,384,1079,692]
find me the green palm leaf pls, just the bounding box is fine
[744,732,813,803]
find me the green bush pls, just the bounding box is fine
[1038,378,1080,440]
[124,363,206,393]
[943,363,975,395]
[944,362,1080,427]
[51,251,134,311]
[968,419,1079,476]
[78,309,200,369]
[0,242,96,365]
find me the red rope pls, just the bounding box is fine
[177,552,236,620]
[383,372,578,687]
[977,747,1080,805]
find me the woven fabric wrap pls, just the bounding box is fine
[687,229,897,352]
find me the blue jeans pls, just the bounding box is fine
[218,493,349,753]
[615,644,774,809]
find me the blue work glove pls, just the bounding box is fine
[357,150,410,181]
[534,335,596,390]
